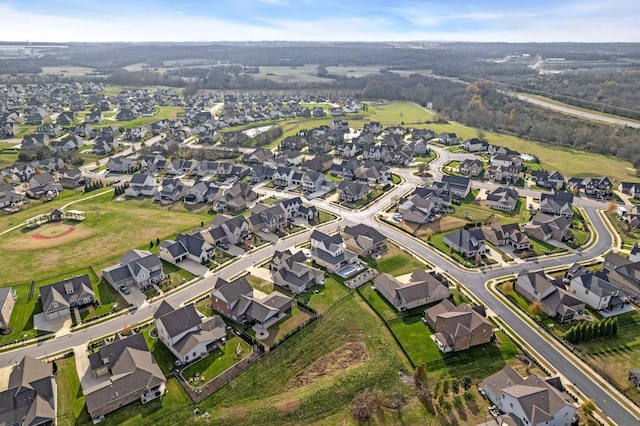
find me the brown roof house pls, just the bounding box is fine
[374,269,450,311]
[482,365,577,426]
[84,333,166,421]
[424,299,493,353]
[0,355,57,426]
[154,300,226,364]
[40,274,96,321]
[342,224,387,257]
[516,269,585,323]
[210,276,292,329]
[0,287,17,332]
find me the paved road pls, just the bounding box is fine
[1,156,637,424]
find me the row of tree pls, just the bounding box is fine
[564,317,618,344]
[83,179,105,193]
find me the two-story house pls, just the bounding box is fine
[102,249,165,291]
[40,274,96,320]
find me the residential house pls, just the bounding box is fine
[435,175,471,199]
[125,173,157,197]
[59,168,86,189]
[630,370,640,390]
[107,156,137,173]
[270,249,325,294]
[337,181,370,203]
[56,111,76,126]
[27,172,63,199]
[273,196,316,221]
[569,269,627,312]
[159,232,213,265]
[40,274,96,320]
[482,365,577,426]
[272,166,299,188]
[486,186,519,212]
[462,138,489,152]
[619,181,640,199]
[342,224,387,256]
[154,301,226,364]
[92,136,120,155]
[602,252,640,300]
[50,135,84,152]
[248,203,287,233]
[443,228,487,258]
[248,165,276,183]
[531,170,564,191]
[439,132,459,145]
[0,184,24,210]
[397,194,440,224]
[36,123,63,138]
[583,176,613,198]
[242,148,274,165]
[84,333,166,420]
[301,154,334,173]
[483,222,530,251]
[485,164,521,184]
[206,214,250,246]
[362,121,383,134]
[362,145,389,162]
[374,270,450,311]
[155,178,187,204]
[0,287,17,331]
[0,356,57,426]
[458,158,484,177]
[310,230,359,274]
[102,249,165,291]
[539,191,574,218]
[355,160,390,184]
[516,269,585,323]
[302,171,335,194]
[210,276,292,327]
[524,212,573,243]
[424,299,493,352]
[21,133,49,150]
[335,142,359,158]
[185,180,218,204]
[115,108,137,121]
[307,138,332,155]
[407,139,430,156]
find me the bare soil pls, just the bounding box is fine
[286,342,366,390]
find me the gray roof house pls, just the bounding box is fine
[154,300,226,364]
[486,186,519,212]
[125,173,157,197]
[482,365,577,426]
[516,269,585,323]
[102,249,164,290]
[206,214,250,246]
[569,270,627,312]
[84,333,166,420]
[40,274,96,321]
[342,224,387,257]
[0,355,56,426]
[158,232,213,268]
[337,181,370,203]
[155,178,187,204]
[374,269,450,311]
[524,212,573,243]
[443,228,487,258]
[539,191,574,218]
[310,230,359,274]
[270,249,325,294]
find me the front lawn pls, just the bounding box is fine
[181,336,251,386]
[364,243,427,276]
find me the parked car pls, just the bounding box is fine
[262,228,270,234]
[118,285,130,295]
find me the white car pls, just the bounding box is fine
[262,228,270,234]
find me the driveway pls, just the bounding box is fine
[221,245,245,257]
[256,230,279,243]
[120,285,147,307]
[33,312,72,336]
[74,344,108,391]
[174,259,209,276]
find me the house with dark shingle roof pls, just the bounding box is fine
[375,270,450,311]
[524,212,573,243]
[443,228,487,258]
[482,365,577,426]
[154,300,226,364]
[270,249,324,294]
[102,249,164,291]
[84,333,165,420]
[568,270,627,312]
[539,191,574,218]
[342,224,387,256]
[310,230,359,274]
[210,276,292,326]
[337,181,370,203]
[424,299,493,353]
[159,232,213,266]
[125,173,157,197]
[40,274,95,321]
[486,186,519,212]
[0,355,56,426]
[516,269,585,323]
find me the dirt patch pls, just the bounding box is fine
[276,399,301,416]
[286,342,366,390]
[396,216,467,237]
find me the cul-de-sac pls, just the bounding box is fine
[1,40,640,426]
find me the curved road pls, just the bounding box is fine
[1,155,637,424]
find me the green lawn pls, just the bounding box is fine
[181,336,251,386]
[528,237,565,257]
[358,284,403,321]
[0,148,19,169]
[364,243,427,276]
[388,315,443,364]
[150,295,417,426]
[142,325,178,376]
[0,191,206,287]
[55,356,93,426]
[296,276,350,312]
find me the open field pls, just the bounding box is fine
[0,192,206,287]
[295,276,350,312]
[364,243,428,277]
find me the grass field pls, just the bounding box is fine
[0,192,206,287]
[296,276,351,313]
[181,336,251,386]
[56,356,92,426]
[364,243,428,276]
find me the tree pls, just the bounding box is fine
[121,325,131,335]
[607,200,617,213]
[451,379,460,395]
[529,300,543,318]
[582,399,596,417]
[413,363,435,414]
[462,376,472,391]
[150,240,154,248]
[502,281,514,293]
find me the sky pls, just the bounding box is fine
[1,0,639,43]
